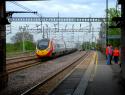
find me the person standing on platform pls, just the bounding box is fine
[106,44,109,59]
[106,44,111,65]
[113,47,120,64]
[109,45,113,64]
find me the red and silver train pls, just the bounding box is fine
[36,38,77,58]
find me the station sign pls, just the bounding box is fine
[108,35,120,39]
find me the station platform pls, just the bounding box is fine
[50,51,125,95]
[76,51,125,95]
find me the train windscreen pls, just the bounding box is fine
[37,39,49,50]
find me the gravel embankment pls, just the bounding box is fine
[0,51,85,95]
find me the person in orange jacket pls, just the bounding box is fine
[106,44,112,65]
[113,47,120,64]
[106,44,109,59]
[109,45,113,64]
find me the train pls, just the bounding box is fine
[36,38,77,58]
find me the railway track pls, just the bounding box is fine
[20,51,93,95]
[6,51,35,58]
[6,55,36,64]
[6,55,41,73]
[6,51,79,74]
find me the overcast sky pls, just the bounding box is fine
[6,0,117,43]
[6,0,116,17]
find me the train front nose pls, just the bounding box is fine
[36,50,49,57]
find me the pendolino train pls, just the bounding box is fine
[36,38,77,58]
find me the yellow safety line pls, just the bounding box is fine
[96,51,98,65]
[92,51,98,76]
[89,51,98,82]
[94,51,98,74]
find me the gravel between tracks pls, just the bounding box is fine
[0,51,86,95]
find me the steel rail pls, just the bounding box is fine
[7,61,41,73]
[6,56,40,73]
[6,55,37,64]
[21,51,91,95]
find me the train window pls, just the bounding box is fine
[37,39,49,50]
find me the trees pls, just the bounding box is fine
[11,32,34,43]
[9,32,35,52]
[108,8,121,47]
[108,8,121,35]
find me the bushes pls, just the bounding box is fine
[6,41,36,53]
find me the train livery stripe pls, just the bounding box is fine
[46,41,53,57]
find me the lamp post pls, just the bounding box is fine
[21,26,26,52]
[72,24,74,43]
[45,24,48,38]
[22,27,25,52]
[65,24,67,32]
[54,24,57,38]
[58,12,59,32]
[19,26,25,52]
[92,27,94,48]
[106,0,108,45]
[40,16,44,39]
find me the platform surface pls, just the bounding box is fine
[50,51,125,95]
[85,52,125,95]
